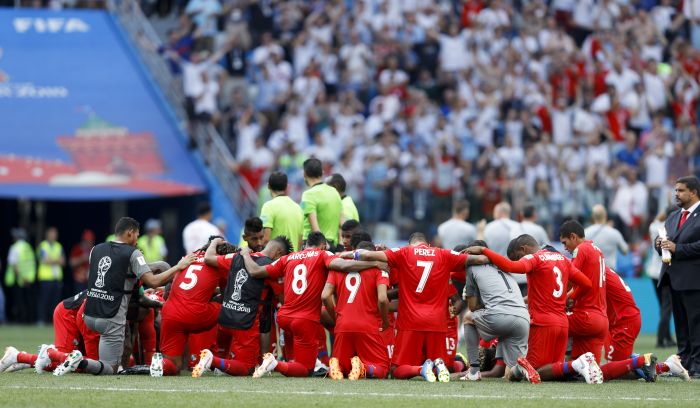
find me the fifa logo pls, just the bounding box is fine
[95,256,112,288]
[231,269,248,301]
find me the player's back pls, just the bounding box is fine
[385,244,466,332]
[571,240,607,316]
[329,267,388,333]
[166,255,223,313]
[278,248,335,322]
[604,267,639,325]
[522,249,572,327]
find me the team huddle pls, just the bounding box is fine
[0,162,694,383]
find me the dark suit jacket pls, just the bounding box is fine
[659,207,700,290]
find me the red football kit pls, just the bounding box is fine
[483,248,591,369]
[444,284,460,370]
[384,244,467,377]
[160,254,226,362]
[264,248,337,376]
[569,241,609,363]
[604,268,641,361]
[327,268,390,378]
[52,301,81,354]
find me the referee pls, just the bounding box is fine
[54,217,194,376]
[300,158,343,247]
[260,172,304,251]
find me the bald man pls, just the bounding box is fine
[584,205,629,270]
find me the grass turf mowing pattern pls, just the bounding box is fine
[1,326,698,408]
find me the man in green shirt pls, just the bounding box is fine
[260,172,304,251]
[300,159,343,246]
[327,173,360,222]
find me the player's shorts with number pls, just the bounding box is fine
[333,331,390,375]
[391,329,447,366]
[527,324,568,369]
[605,314,642,361]
[160,303,221,356]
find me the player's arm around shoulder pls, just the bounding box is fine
[240,247,270,278]
[203,237,224,268]
[141,253,196,288]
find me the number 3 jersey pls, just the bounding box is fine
[326,268,390,333]
[162,253,227,321]
[384,244,467,332]
[264,248,337,322]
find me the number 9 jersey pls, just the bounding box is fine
[264,248,337,322]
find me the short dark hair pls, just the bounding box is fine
[453,199,470,214]
[466,240,488,248]
[303,158,323,178]
[341,219,361,232]
[195,235,225,253]
[271,235,294,255]
[327,174,347,193]
[507,234,537,260]
[453,244,468,252]
[409,232,427,244]
[115,217,140,236]
[351,231,373,249]
[522,203,536,219]
[197,202,212,216]
[677,176,700,197]
[559,220,585,239]
[244,217,263,235]
[306,231,327,247]
[356,241,375,251]
[216,242,237,255]
[268,172,288,192]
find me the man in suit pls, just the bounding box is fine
[656,176,700,377]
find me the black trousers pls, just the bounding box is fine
[667,277,700,374]
[652,278,674,344]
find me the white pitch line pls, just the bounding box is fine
[0,385,694,402]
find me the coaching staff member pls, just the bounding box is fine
[54,217,194,376]
[656,176,700,378]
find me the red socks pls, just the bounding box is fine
[17,352,37,365]
[551,361,574,378]
[163,358,179,376]
[391,365,422,379]
[600,356,644,380]
[47,348,68,363]
[656,363,670,374]
[364,363,388,379]
[275,361,310,377]
[211,356,249,376]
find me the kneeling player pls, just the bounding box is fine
[322,241,391,380]
[151,237,236,376]
[193,236,292,377]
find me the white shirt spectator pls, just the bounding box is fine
[340,42,372,84]
[552,107,574,145]
[643,71,667,112]
[612,180,649,227]
[605,68,640,98]
[193,79,219,115]
[645,151,669,188]
[573,0,595,28]
[182,219,220,254]
[439,32,469,72]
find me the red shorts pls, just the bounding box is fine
[333,331,389,375]
[569,311,608,363]
[278,315,320,371]
[219,317,261,371]
[527,325,568,369]
[381,326,395,360]
[76,302,100,360]
[605,314,642,361]
[160,302,220,358]
[391,330,446,367]
[53,303,80,353]
[445,318,459,367]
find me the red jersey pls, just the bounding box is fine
[605,267,639,326]
[327,268,389,333]
[164,254,227,319]
[571,240,607,316]
[384,244,467,332]
[265,248,336,322]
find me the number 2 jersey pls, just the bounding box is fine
[384,243,467,332]
[605,267,639,327]
[326,268,390,333]
[162,253,227,321]
[264,248,337,322]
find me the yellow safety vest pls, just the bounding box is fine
[37,240,63,281]
[4,240,36,286]
[138,235,166,263]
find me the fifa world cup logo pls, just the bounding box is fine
[96,256,112,288]
[231,269,248,301]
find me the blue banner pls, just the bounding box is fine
[0,8,205,200]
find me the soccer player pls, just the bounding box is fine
[241,232,383,378]
[342,232,489,382]
[300,158,343,247]
[192,236,292,377]
[322,240,391,380]
[604,267,641,362]
[559,220,609,364]
[471,235,597,383]
[240,217,265,252]
[461,240,530,381]
[260,172,304,251]
[327,173,360,222]
[150,236,236,376]
[339,219,362,251]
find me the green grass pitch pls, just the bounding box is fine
[0,325,698,408]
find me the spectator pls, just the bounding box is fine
[4,228,35,323]
[612,169,649,241]
[182,201,221,253]
[437,199,477,251]
[511,203,549,246]
[36,227,65,325]
[585,205,630,270]
[69,229,95,293]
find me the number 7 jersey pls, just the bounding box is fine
[265,248,337,322]
[384,244,467,332]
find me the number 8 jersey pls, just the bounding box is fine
[264,248,337,322]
